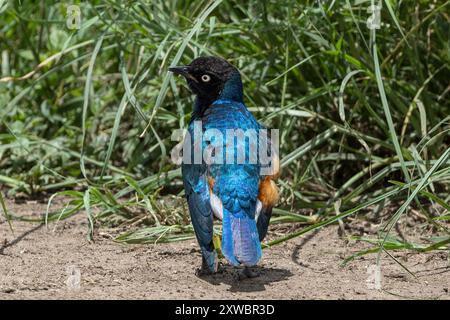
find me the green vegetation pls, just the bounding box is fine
[0,1,449,266]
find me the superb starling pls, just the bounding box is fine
[170,56,279,277]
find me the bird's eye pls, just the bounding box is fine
[201,74,211,82]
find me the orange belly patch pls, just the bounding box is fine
[258,176,279,208]
[207,176,215,192]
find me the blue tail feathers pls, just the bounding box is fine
[222,208,262,267]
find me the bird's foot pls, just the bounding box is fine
[236,267,260,280]
[195,266,213,277]
[195,258,222,277]
[243,266,260,278]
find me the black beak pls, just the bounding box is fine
[169,65,198,82]
[169,66,191,75]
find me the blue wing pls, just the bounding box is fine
[182,169,217,272]
[182,123,217,272]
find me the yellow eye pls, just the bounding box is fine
[201,74,211,82]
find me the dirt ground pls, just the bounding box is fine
[0,199,449,300]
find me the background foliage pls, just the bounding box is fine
[0,0,449,264]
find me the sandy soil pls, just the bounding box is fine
[0,199,449,300]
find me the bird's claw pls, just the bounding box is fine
[195,267,213,277]
[195,259,223,277]
[235,267,260,281]
[243,266,260,278]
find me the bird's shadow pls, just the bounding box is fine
[197,264,293,292]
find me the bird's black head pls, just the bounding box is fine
[169,56,243,109]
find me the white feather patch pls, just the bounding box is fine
[255,199,262,222]
[210,192,223,220]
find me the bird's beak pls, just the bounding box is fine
[169,65,198,82]
[169,66,190,75]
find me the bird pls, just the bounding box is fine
[170,56,279,277]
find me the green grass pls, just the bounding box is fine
[0,0,449,269]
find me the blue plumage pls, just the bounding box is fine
[171,56,277,274]
[204,100,262,267]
